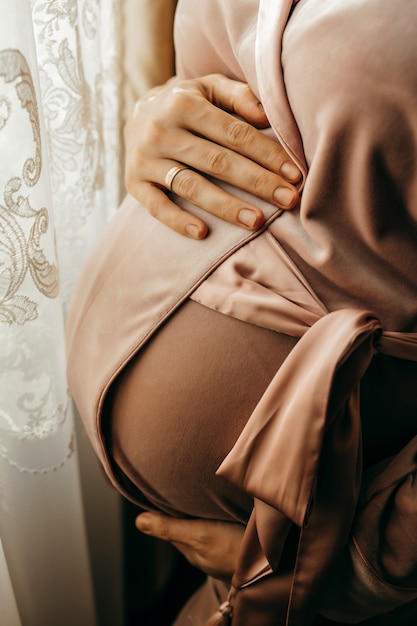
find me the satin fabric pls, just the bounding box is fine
[177,0,417,623]
[190,236,417,625]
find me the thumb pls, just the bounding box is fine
[201,74,269,128]
[136,512,195,546]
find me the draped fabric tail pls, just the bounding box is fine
[214,310,405,624]
[205,604,233,626]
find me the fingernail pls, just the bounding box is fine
[238,208,258,228]
[136,513,152,533]
[185,224,202,238]
[274,187,296,208]
[257,102,265,114]
[280,161,301,182]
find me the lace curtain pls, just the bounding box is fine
[0,1,122,624]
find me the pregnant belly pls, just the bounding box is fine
[104,299,298,522]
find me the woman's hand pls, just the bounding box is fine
[124,74,301,239]
[136,512,245,582]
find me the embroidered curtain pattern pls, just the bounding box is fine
[0,1,121,624]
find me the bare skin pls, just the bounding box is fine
[124,73,301,239]
[136,512,245,582]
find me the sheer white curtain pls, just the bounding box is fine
[0,1,123,624]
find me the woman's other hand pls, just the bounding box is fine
[136,512,245,582]
[124,74,301,239]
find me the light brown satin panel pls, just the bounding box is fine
[104,300,297,521]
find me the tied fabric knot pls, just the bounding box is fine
[205,590,236,626]
[213,308,417,625]
[217,309,381,529]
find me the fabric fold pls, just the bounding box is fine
[217,309,380,527]
[211,309,417,625]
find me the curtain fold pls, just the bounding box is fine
[0,0,122,624]
[1,0,179,623]
[0,538,21,626]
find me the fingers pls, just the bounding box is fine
[136,512,204,547]
[135,513,211,572]
[135,512,245,581]
[127,124,297,232]
[132,181,209,239]
[170,75,302,185]
[183,82,301,183]
[170,168,266,228]
[177,73,269,128]
[135,513,245,560]
[124,74,302,239]
[129,162,266,237]
[146,84,301,192]
[173,134,299,209]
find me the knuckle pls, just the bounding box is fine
[195,530,210,547]
[165,88,194,117]
[146,204,158,219]
[165,90,184,112]
[213,195,240,222]
[206,149,229,174]
[236,82,253,97]
[251,170,275,197]
[141,119,165,147]
[144,194,164,219]
[226,120,253,146]
[173,78,195,93]
[124,151,146,191]
[174,171,198,197]
[157,517,171,542]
